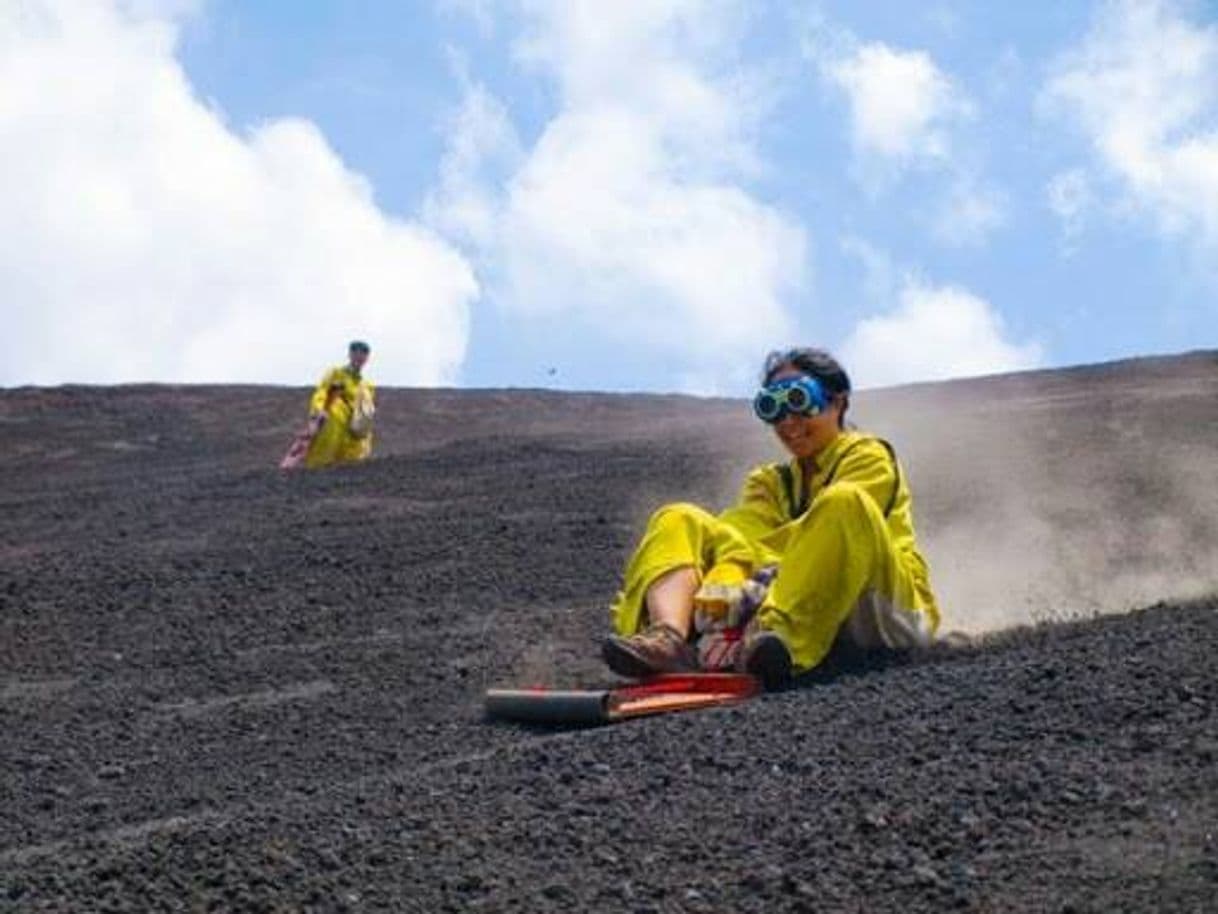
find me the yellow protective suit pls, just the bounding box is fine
[304,365,375,469]
[610,430,939,673]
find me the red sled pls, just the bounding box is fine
[484,672,761,725]
[279,414,325,470]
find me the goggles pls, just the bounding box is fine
[753,376,828,424]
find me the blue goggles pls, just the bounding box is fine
[752,376,829,423]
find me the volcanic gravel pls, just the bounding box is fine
[2,352,1216,912]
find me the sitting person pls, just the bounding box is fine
[602,347,940,689]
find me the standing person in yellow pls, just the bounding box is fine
[602,347,940,689]
[303,341,376,469]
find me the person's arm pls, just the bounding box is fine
[717,465,788,544]
[309,368,339,416]
[692,467,786,628]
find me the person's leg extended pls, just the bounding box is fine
[604,503,752,676]
[609,503,753,637]
[752,482,929,677]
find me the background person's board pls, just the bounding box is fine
[278,414,325,470]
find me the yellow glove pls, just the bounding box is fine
[693,562,751,631]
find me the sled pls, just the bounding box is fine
[279,414,325,470]
[484,672,761,726]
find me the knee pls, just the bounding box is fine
[808,482,883,525]
[648,502,713,530]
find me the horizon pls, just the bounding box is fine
[5,345,1212,397]
[5,1,1218,394]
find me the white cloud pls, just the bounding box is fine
[825,42,961,164]
[0,1,478,386]
[800,16,1003,245]
[1043,0,1218,256]
[840,279,1043,388]
[424,76,524,247]
[800,14,969,175]
[430,1,806,393]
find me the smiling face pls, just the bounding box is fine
[766,363,845,460]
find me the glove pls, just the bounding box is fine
[694,565,779,671]
[693,562,764,632]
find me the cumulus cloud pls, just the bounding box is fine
[0,1,478,386]
[840,279,1043,389]
[1043,0,1218,258]
[429,1,807,393]
[800,15,1004,245]
[824,42,961,165]
[424,76,524,247]
[801,15,970,174]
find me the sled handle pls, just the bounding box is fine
[484,688,609,724]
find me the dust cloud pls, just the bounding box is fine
[861,353,1218,633]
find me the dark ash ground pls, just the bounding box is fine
[2,352,1216,912]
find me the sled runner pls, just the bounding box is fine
[484,672,760,725]
[279,414,325,470]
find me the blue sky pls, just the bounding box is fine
[3,1,1216,392]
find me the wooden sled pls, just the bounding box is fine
[484,672,761,726]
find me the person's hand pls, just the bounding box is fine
[693,565,778,671]
[695,580,770,629]
[694,582,743,625]
[693,563,777,632]
[693,562,752,631]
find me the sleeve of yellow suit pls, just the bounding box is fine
[717,465,789,543]
[309,368,340,415]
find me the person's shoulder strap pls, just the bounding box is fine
[823,435,902,518]
[776,461,811,519]
[875,438,901,517]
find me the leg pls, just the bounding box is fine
[642,566,700,639]
[609,502,754,636]
[337,431,373,465]
[754,482,933,675]
[603,503,753,676]
[304,415,343,469]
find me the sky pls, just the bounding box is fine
[2,0,1216,392]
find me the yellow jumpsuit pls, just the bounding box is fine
[610,431,940,673]
[304,365,375,469]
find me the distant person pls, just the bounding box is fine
[301,340,376,470]
[601,347,940,689]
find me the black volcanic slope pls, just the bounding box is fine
[2,352,1216,912]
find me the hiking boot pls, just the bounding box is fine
[602,623,698,678]
[738,628,793,691]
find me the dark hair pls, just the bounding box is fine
[761,347,851,427]
[349,340,371,354]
